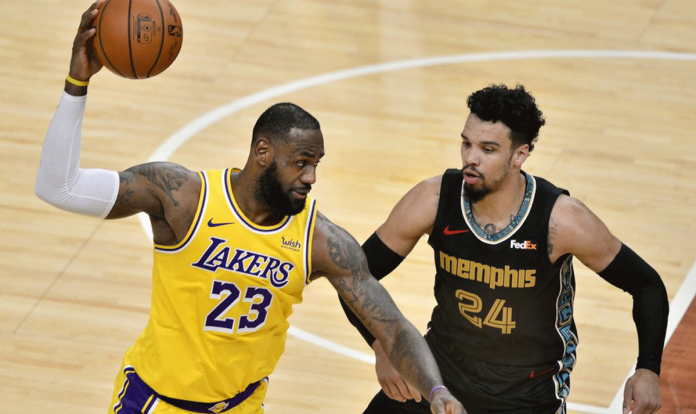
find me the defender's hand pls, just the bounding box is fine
[622,368,661,414]
[429,387,466,414]
[373,340,422,402]
[69,0,106,82]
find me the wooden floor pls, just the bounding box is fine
[1,0,696,413]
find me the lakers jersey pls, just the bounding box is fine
[127,168,318,403]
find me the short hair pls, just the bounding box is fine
[467,84,545,152]
[252,103,321,145]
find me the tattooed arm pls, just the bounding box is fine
[311,212,465,414]
[35,4,201,245]
[107,162,201,245]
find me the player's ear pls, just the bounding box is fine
[254,137,274,167]
[513,143,530,167]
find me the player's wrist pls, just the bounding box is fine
[428,385,448,402]
[64,79,88,96]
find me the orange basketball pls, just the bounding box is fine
[93,0,183,79]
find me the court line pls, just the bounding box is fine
[288,326,376,364]
[139,50,696,414]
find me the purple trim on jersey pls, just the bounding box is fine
[113,366,136,413]
[303,198,317,285]
[155,172,209,253]
[223,168,292,233]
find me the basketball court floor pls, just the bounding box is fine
[1,0,695,412]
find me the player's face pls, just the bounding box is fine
[460,114,516,202]
[257,128,324,216]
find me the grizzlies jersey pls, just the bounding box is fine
[128,168,318,403]
[427,169,577,401]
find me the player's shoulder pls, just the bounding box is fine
[382,174,442,233]
[550,193,591,221]
[421,174,444,188]
[408,174,443,200]
[549,194,604,243]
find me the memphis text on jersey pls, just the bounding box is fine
[439,251,536,289]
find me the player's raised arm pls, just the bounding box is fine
[35,0,201,245]
[311,212,465,414]
[549,195,667,414]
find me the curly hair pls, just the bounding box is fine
[467,84,545,152]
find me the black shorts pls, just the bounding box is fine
[363,391,563,414]
[363,332,568,414]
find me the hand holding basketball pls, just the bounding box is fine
[68,0,106,83]
[91,0,183,79]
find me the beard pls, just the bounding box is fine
[463,181,491,203]
[256,161,307,216]
[463,156,512,203]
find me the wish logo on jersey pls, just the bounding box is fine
[281,237,302,252]
[192,237,295,288]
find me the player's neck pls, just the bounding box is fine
[230,169,287,226]
[469,172,526,233]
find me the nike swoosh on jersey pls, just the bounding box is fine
[443,226,470,235]
[529,367,555,379]
[207,218,235,227]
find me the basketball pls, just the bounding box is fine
[93,0,183,79]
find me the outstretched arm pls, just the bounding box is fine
[338,176,441,402]
[35,1,201,245]
[312,212,464,414]
[550,195,667,414]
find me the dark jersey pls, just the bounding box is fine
[426,169,578,402]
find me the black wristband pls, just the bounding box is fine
[598,243,669,375]
[339,232,405,346]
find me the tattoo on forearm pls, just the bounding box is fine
[135,164,189,206]
[548,216,557,255]
[388,329,423,384]
[327,228,362,272]
[325,222,400,326]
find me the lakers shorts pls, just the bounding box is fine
[109,364,268,414]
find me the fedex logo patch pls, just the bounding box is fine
[510,239,537,250]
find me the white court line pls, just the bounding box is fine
[138,50,696,414]
[288,326,376,364]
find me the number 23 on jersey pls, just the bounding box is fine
[205,280,274,334]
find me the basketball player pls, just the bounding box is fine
[340,84,668,414]
[34,2,465,414]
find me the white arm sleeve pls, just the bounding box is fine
[35,91,120,219]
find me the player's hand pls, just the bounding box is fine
[69,0,106,82]
[429,387,466,414]
[622,368,661,414]
[372,340,422,402]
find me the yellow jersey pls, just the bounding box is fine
[127,168,317,402]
